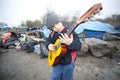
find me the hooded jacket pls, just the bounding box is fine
[46,27,81,65]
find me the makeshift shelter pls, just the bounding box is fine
[114,24,120,36]
[75,21,120,40]
[41,26,51,38]
[1,26,8,30]
[115,24,120,31]
[65,24,71,29]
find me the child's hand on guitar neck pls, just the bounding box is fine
[59,33,73,45]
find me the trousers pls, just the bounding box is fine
[51,63,75,80]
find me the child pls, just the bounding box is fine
[46,12,81,80]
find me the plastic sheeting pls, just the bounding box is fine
[42,26,51,38]
[75,21,120,34]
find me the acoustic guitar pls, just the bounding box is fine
[48,3,103,66]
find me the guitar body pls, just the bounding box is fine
[48,39,67,66]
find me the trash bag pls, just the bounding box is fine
[39,41,48,57]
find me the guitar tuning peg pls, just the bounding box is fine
[87,18,95,22]
[90,17,96,21]
[94,11,101,16]
[94,9,100,14]
[86,18,91,22]
[91,14,95,17]
[87,19,95,23]
[88,14,94,19]
[97,12,101,16]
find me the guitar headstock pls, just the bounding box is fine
[77,3,103,23]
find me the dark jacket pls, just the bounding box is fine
[46,28,81,65]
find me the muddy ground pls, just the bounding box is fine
[0,40,120,80]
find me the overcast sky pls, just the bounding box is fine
[0,0,120,26]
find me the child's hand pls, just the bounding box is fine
[59,33,73,45]
[48,44,55,51]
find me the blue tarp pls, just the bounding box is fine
[115,24,120,31]
[84,29,106,39]
[75,21,120,34]
[42,26,51,38]
[65,24,71,29]
[1,26,8,30]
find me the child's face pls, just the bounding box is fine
[52,22,64,32]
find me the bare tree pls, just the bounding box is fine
[33,20,42,27]
[26,20,33,28]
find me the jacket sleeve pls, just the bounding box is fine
[67,32,81,51]
[45,31,58,50]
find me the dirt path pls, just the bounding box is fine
[0,41,120,80]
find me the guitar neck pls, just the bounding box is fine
[66,21,82,35]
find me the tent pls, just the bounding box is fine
[114,24,120,36]
[42,26,51,38]
[65,24,71,29]
[75,21,120,40]
[115,24,120,31]
[1,26,8,30]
